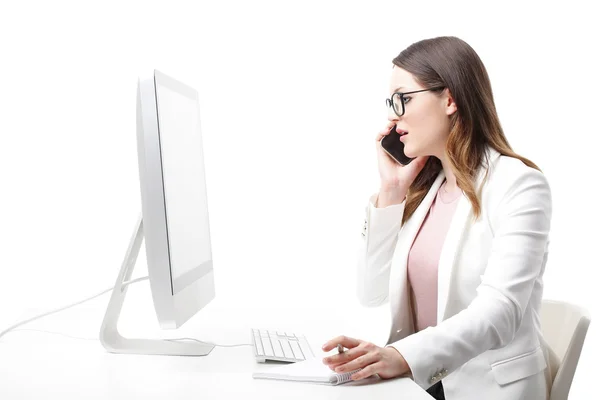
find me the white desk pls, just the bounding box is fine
[0,292,432,399]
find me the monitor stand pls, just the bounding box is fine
[99,214,214,356]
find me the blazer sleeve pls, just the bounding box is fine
[388,168,552,390]
[357,192,407,307]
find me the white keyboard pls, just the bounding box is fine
[251,329,315,363]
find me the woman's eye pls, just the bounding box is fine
[402,96,412,104]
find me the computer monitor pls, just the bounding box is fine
[99,70,216,356]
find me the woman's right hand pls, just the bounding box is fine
[376,121,429,202]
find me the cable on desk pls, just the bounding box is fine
[0,276,253,348]
[166,338,252,347]
[6,330,252,347]
[9,328,98,341]
[0,276,149,340]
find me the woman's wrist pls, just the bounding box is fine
[377,190,407,208]
[385,346,413,378]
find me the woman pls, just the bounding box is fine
[321,36,553,400]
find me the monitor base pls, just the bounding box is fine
[99,214,214,356]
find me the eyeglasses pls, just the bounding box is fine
[385,86,445,117]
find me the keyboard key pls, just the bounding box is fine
[281,340,294,359]
[261,337,274,356]
[299,339,314,359]
[273,340,284,357]
[254,335,264,355]
[290,340,305,360]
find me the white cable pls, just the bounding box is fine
[9,328,98,341]
[7,330,252,348]
[166,338,252,347]
[0,276,149,340]
[0,276,253,348]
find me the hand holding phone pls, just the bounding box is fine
[375,123,429,204]
[380,124,414,165]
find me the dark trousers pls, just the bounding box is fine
[426,381,445,400]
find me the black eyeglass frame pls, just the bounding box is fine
[385,86,446,117]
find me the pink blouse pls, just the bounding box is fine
[407,179,461,332]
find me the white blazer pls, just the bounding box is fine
[358,146,553,400]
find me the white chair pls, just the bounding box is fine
[540,299,591,400]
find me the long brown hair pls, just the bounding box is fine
[392,36,541,226]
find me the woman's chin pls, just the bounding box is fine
[403,146,416,159]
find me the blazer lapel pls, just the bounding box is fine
[387,169,446,342]
[387,146,502,342]
[436,186,472,324]
[437,146,501,323]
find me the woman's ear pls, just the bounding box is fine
[444,89,457,116]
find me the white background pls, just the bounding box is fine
[0,1,597,399]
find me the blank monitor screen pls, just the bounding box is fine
[155,76,212,294]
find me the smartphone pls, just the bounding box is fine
[380,124,415,165]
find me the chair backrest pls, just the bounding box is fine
[541,299,591,400]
